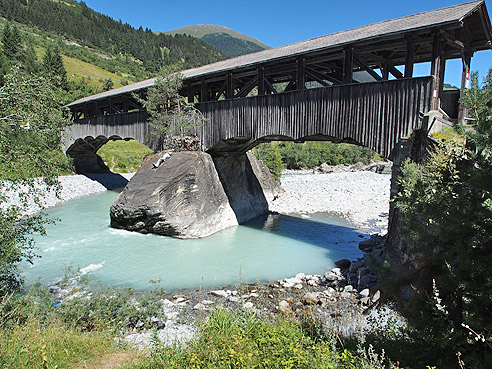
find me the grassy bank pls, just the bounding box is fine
[0,282,393,369]
[97,140,153,173]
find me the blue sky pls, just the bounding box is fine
[83,0,491,87]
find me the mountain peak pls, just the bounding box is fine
[156,24,270,57]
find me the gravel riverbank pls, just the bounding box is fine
[271,171,391,232]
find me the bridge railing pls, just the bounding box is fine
[73,110,149,127]
[67,111,150,148]
[196,77,434,158]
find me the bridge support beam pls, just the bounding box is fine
[458,51,473,123]
[430,33,446,110]
[296,58,306,89]
[226,72,234,99]
[257,66,265,96]
[200,79,209,102]
[404,37,415,78]
[343,46,354,83]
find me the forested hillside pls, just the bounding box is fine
[160,24,269,57]
[202,33,265,57]
[0,0,226,74]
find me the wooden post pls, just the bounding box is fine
[430,32,444,110]
[343,46,353,84]
[187,83,195,103]
[226,72,234,99]
[404,38,415,78]
[458,52,473,123]
[200,79,209,102]
[257,66,265,96]
[296,57,306,89]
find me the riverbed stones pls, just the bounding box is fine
[302,292,320,305]
[372,290,381,303]
[349,261,364,273]
[110,151,282,238]
[243,301,254,309]
[335,258,351,269]
[278,300,291,313]
[316,161,391,175]
[210,290,228,298]
[359,274,378,288]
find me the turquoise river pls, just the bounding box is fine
[23,189,368,291]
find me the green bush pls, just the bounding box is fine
[254,141,381,173]
[253,142,283,179]
[393,69,492,368]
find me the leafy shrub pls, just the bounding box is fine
[393,69,492,368]
[253,142,283,179]
[57,285,168,332]
[254,141,381,173]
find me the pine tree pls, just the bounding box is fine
[22,37,39,75]
[2,23,23,65]
[102,78,113,91]
[42,45,67,88]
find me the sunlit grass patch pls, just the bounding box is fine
[0,317,126,369]
[97,140,153,173]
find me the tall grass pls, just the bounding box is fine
[132,308,372,369]
[0,316,118,369]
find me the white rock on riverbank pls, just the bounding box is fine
[3,173,134,216]
[269,171,390,232]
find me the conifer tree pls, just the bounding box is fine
[102,77,113,91]
[42,45,67,89]
[22,37,39,75]
[395,69,492,366]
[2,23,23,65]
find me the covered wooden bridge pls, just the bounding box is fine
[65,1,492,159]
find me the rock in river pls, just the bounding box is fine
[110,151,282,238]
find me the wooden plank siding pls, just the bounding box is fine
[197,77,433,159]
[63,111,150,149]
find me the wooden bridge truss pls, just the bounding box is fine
[65,1,492,158]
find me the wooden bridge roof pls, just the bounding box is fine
[67,0,491,108]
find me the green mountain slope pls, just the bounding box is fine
[0,0,226,74]
[201,33,265,57]
[159,24,270,57]
[0,16,140,91]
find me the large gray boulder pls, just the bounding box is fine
[110,151,281,238]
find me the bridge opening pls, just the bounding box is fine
[66,135,152,174]
[97,139,153,173]
[251,139,387,179]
